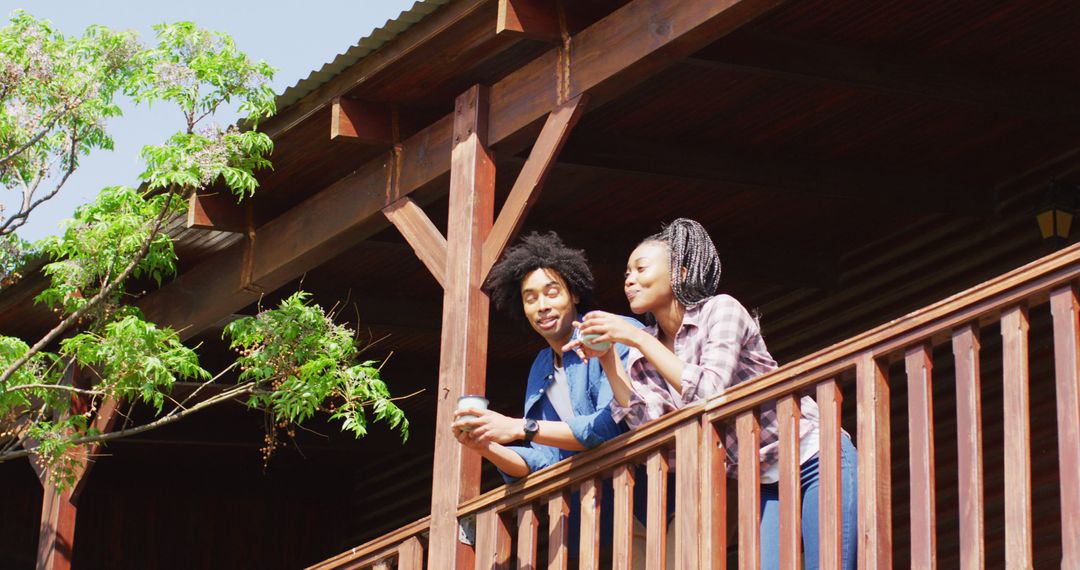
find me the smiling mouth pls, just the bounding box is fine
[626,289,639,301]
[536,316,558,330]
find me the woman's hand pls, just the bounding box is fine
[452,409,524,445]
[578,311,643,348]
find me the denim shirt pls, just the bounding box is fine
[501,316,643,483]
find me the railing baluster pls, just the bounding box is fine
[701,419,728,570]
[516,504,538,570]
[397,536,425,570]
[906,343,937,569]
[675,421,702,570]
[646,449,670,570]
[613,464,635,570]
[548,491,570,570]
[579,478,602,570]
[1001,305,1033,568]
[951,324,985,570]
[777,395,801,570]
[857,351,892,569]
[476,507,510,570]
[736,411,761,570]
[1051,285,1080,566]
[816,379,843,570]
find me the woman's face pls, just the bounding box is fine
[624,241,674,314]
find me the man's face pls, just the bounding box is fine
[520,268,579,344]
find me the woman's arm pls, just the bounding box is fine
[597,348,634,407]
[632,332,687,393]
[574,312,688,395]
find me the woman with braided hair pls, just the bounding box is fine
[563,218,858,569]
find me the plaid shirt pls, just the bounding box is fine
[610,294,820,482]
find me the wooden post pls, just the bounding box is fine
[579,478,602,570]
[776,394,801,570]
[517,504,539,569]
[1001,305,1033,568]
[951,324,985,570]
[905,343,936,569]
[674,421,701,570]
[816,380,843,570]
[427,84,495,570]
[700,420,728,570]
[612,464,636,570]
[856,352,892,569]
[36,482,77,570]
[1050,285,1080,567]
[736,412,761,570]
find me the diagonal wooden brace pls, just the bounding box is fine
[382,197,449,288]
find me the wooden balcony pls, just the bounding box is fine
[310,241,1080,569]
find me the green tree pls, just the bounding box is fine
[0,12,408,488]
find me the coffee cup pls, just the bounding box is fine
[456,395,489,432]
[581,333,611,352]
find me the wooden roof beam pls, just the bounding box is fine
[330,97,395,145]
[139,0,790,339]
[497,0,562,43]
[688,32,1080,120]
[186,192,247,233]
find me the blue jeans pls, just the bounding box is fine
[760,434,858,570]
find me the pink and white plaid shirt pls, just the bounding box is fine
[610,294,820,481]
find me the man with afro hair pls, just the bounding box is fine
[451,231,641,481]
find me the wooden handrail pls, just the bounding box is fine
[305,516,430,570]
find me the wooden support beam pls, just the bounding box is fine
[139,0,789,340]
[186,192,246,232]
[331,97,396,145]
[497,0,561,42]
[690,31,1080,120]
[382,198,448,287]
[482,94,587,282]
[36,482,76,570]
[427,84,494,570]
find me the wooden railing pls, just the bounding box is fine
[311,243,1080,569]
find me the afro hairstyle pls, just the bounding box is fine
[482,231,595,330]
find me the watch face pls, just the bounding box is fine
[525,419,539,433]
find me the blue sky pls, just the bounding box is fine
[3,0,417,241]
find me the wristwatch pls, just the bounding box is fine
[523,418,539,444]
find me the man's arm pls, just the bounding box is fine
[455,408,586,452]
[453,424,531,478]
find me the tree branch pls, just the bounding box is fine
[0,382,255,463]
[2,383,104,396]
[0,132,81,236]
[0,187,179,387]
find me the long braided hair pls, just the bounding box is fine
[643,218,721,308]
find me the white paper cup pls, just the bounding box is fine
[457,395,489,432]
[581,333,611,351]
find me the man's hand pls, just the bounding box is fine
[452,423,490,451]
[453,408,524,445]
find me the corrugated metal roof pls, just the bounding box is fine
[273,0,452,111]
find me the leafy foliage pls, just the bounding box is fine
[0,14,409,488]
[0,11,140,235]
[226,292,408,461]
